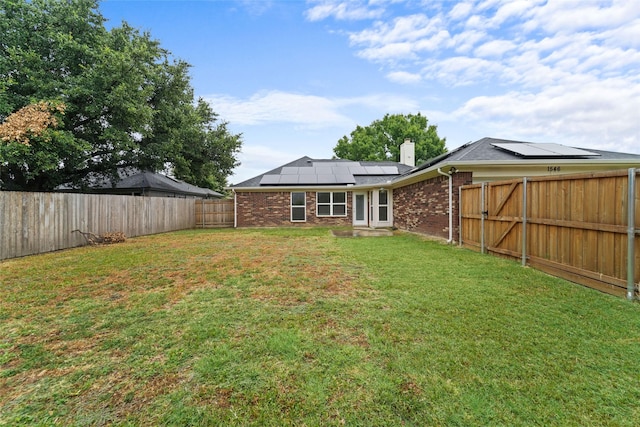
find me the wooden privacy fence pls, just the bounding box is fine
[195,199,234,228]
[1,191,196,260]
[460,169,639,299]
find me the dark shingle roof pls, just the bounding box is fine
[62,169,224,198]
[405,137,640,175]
[233,138,640,189]
[232,157,413,188]
[109,171,224,198]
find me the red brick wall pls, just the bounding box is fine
[393,172,473,240]
[236,191,353,227]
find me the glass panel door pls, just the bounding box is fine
[353,192,368,226]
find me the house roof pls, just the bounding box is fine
[409,137,640,171]
[105,171,224,198]
[231,137,640,190]
[394,137,640,182]
[62,169,224,198]
[232,156,413,189]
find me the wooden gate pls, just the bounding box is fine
[460,181,526,259]
[460,170,640,299]
[195,199,234,228]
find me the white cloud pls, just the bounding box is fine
[455,78,640,154]
[304,0,384,21]
[421,56,506,86]
[386,70,422,84]
[525,0,640,34]
[487,0,537,27]
[599,18,640,49]
[230,144,305,185]
[349,14,438,45]
[339,93,421,112]
[449,2,473,21]
[451,29,486,54]
[474,39,516,58]
[206,90,421,129]
[205,91,352,128]
[357,41,418,61]
[349,14,451,62]
[297,0,640,151]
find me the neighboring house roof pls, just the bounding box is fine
[232,156,413,189]
[61,170,224,198]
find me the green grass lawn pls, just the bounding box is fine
[1,228,639,426]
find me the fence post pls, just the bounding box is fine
[458,185,463,246]
[201,199,205,228]
[628,168,636,301]
[481,182,486,254]
[522,177,527,266]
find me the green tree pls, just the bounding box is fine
[0,0,241,191]
[333,113,446,164]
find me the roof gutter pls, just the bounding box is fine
[437,167,454,243]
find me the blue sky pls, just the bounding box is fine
[100,0,640,184]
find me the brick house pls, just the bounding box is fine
[231,137,640,241]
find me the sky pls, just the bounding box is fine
[99,0,640,184]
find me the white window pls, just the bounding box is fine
[378,189,389,221]
[291,192,306,222]
[316,192,347,217]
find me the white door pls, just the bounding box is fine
[371,189,393,227]
[353,192,368,226]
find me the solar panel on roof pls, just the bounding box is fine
[380,166,399,174]
[261,160,400,186]
[317,174,337,184]
[280,167,299,174]
[348,166,367,175]
[278,175,300,184]
[314,167,333,175]
[331,166,352,174]
[544,143,600,156]
[334,173,357,184]
[297,175,318,184]
[259,175,280,185]
[364,166,385,174]
[492,143,600,157]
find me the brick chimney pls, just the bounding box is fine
[400,138,415,167]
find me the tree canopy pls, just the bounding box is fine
[0,0,241,192]
[333,113,446,164]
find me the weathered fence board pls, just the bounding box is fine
[1,192,196,260]
[460,169,639,298]
[195,199,234,228]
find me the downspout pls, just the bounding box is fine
[232,189,237,229]
[437,167,453,243]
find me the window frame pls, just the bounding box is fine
[316,191,347,217]
[291,192,306,222]
[378,189,389,222]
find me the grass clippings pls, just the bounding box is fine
[1,228,639,426]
